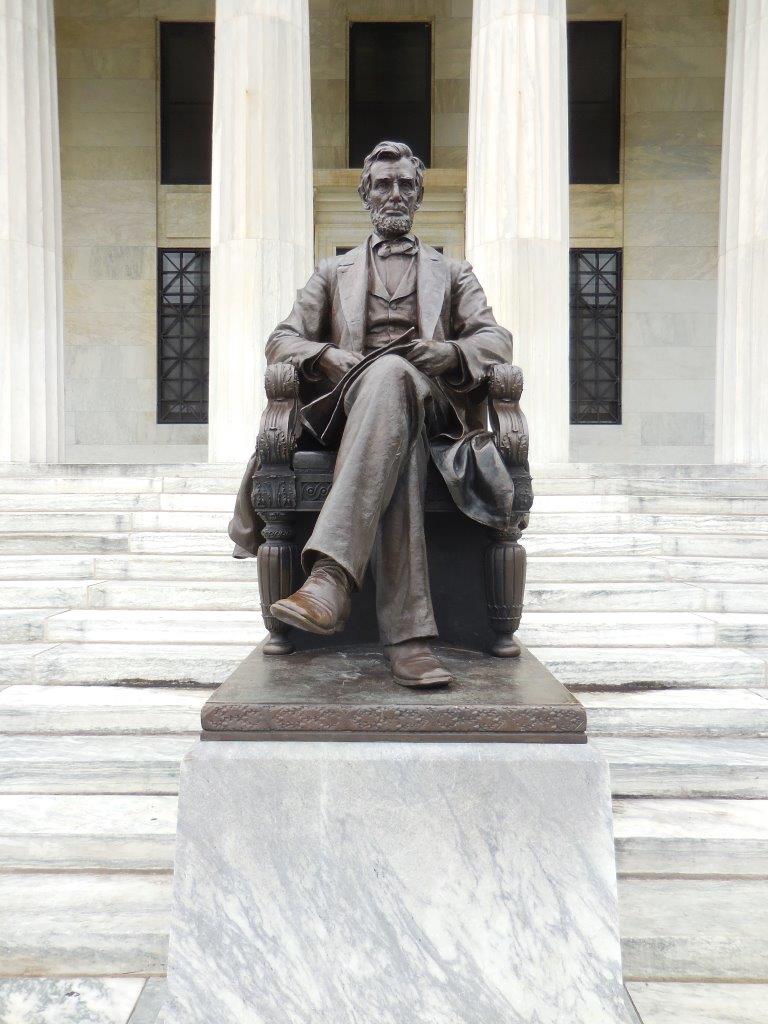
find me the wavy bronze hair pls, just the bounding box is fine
[358,140,425,210]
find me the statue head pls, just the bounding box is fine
[358,140,425,240]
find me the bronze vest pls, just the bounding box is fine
[364,252,418,351]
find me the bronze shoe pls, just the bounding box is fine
[270,557,352,636]
[383,639,454,689]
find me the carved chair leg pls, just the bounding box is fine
[257,513,298,655]
[484,525,527,658]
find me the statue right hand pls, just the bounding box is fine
[318,347,363,385]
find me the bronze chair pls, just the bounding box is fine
[252,360,533,657]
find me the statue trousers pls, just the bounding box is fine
[303,353,452,646]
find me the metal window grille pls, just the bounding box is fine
[569,249,622,424]
[157,249,210,424]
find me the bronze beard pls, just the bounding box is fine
[370,209,414,239]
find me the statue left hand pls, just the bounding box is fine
[404,340,459,377]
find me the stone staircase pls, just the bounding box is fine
[0,462,767,1024]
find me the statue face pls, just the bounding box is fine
[367,156,420,239]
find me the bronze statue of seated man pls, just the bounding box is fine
[232,140,520,689]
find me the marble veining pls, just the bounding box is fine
[0,977,142,1024]
[160,741,632,1024]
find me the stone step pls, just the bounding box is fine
[0,554,766,588]
[3,642,762,689]
[92,554,255,582]
[55,976,768,1024]
[0,512,133,533]
[527,582,711,613]
[0,644,60,684]
[0,686,209,734]
[703,614,768,646]
[1,871,766,980]
[534,647,768,690]
[7,685,761,739]
[0,555,96,579]
[613,799,768,877]
[43,609,267,644]
[583,689,768,737]
[0,528,752,560]
[521,612,718,647]
[0,581,92,608]
[0,872,171,975]
[75,579,749,614]
[593,737,768,798]
[0,641,254,686]
[123,491,768,515]
[0,735,193,794]
[86,579,261,611]
[0,532,130,554]
[0,979,146,1024]
[0,610,57,642]
[43,608,727,646]
[0,475,164,493]
[531,556,768,584]
[37,608,716,646]
[664,558,768,584]
[619,878,768,981]
[0,794,178,870]
[4,681,768,739]
[1,735,765,798]
[0,463,240,479]
[0,507,742,538]
[0,470,762,495]
[626,982,768,1024]
[0,493,160,511]
[122,509,768,536]
[2,461,764,481]
[3,794,763,877]
[128,531,231,555]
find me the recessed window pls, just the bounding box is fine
[570,249,622,424]
[157,249,210,424]
[567,21,622,184]
[160,22,214,185]
[349,22,432,168]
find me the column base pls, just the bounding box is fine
[160,740,632,1024]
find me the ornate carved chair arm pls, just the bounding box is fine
[256,362,301,468]
[488,364,529,468]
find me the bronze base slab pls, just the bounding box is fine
[201,642,586,743]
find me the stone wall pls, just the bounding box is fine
[54,0,727,464]
[568,0,727,463]
[309,0,472,170]
[55,0,213,463]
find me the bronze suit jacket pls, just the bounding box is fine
[229,237,517,557]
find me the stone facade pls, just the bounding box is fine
[55,1,214,464]
[570,0,727,463]
[50,0,730,464]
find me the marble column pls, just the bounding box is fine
[0,0,64,464]
[207,0,314,465]
[715,0,768,464]
[465,0,570,464]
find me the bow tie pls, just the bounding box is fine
[375,239,418,259]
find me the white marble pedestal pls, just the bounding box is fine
[159,740,632,1024]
